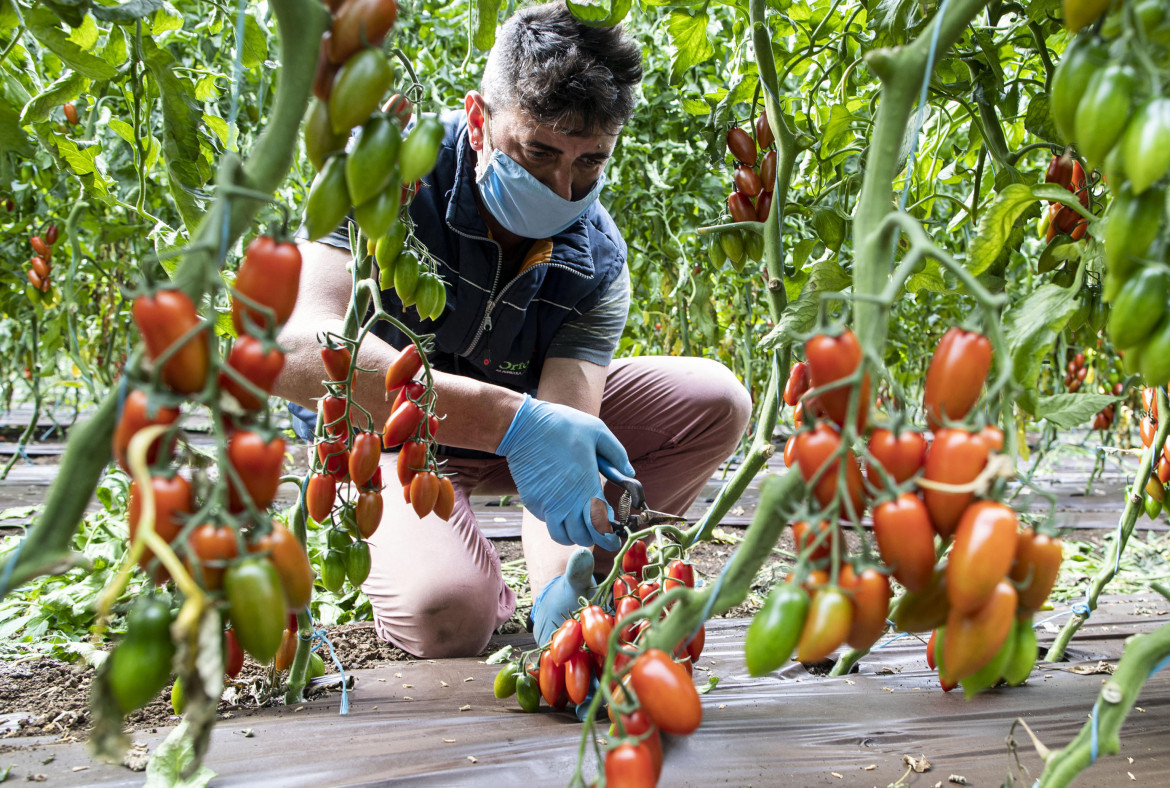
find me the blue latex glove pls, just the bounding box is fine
[496,395,634,550]
[532,547,597,647]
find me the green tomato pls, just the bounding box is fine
[347,115,402,206]
[1144,491,1163,520]
[1105,185,1166,283]
[719,230,745,267]
[708,236,727,268]
[1003,617,1038,686]
[399,115,445,184]
[1108,268,1166,348]
[493,663,519,699]
[354,182,402,240]
[170,677,185,715]
[515,673,541,712]
[1074,64,1137,167]
[1121,99,1170,196]
[414,273,446,321]
[304,98,348,172]
[304,155,351,241]
[329,48,394,135]
[960,619,1017,699]
[1050,38,1109,143]
[346,540,372,586]
[744,231,764,264]
[225,559,287,664]
[106,596,176,714]
[327,528,352,551]
[394,254,420,307]
[376,222,407,288]
[321,550,347,594]
[309,653,327,679]
[743,583,809,676]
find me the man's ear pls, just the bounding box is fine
[465,91,487,151]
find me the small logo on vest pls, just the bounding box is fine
[495,359,529,375]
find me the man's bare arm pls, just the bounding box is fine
[273,241,523,452]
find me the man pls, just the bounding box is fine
[275,1,750,662]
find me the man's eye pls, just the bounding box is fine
[527,149,554,160]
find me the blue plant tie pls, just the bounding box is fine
[1072,593,1091,618]
[0,532,28,599]
[1089,698,1100,764]
[873,631,913,650]
[898,0,953,212]
[304,606,349,715]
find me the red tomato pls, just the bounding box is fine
[619,710,663,776]
[355,490,383,538]
[30,256,50,279]
[348,431,381,487]
[112,389,178,472]
[796,588,852,663]
[321,395,349,442]
[605,742,657,788]
[128,475,193,584]
[187,523,239,590]
[363,466,383,492]
[433,476,455,521]
[733,165,763,197]
[613,573,638,605]
[581,605,614,656]
[564,651,591,705]
[841,565,891,650]
[1142,387,1158,418]
[792,422,865,517]
[227,431,286,512]
[921,429,990,538]
[30,235,50,260]
[664,560,695,592]
[686,624,706,662]
[250,522,314,609]
[728,191,756,223]
[755,109,774,149]
[221,336,284,411]
[1141,416,1157,448]
[232,236,302,333]
[225,629,245,678]
[306,473,337,522]
[783,435,796,467]
[396,439,427,486]
[538,649,564,706]
[759,149,777,189]
[410,471,439,518]
[943,581,1017,682]
[926,629,938,670]
[979,425,1005,451]
[381,93,412,127]
[385,344,423,393]
[27,269,45,291]
[320,345,352,382]
[946,501,1019,614]
[805,330,869,432]
[871,493,937,593]
[922,328,992,430]
[793,400,804,428]
[383,400,424,448]
[550,619,584,666]
[133,290,210,394]
[637,581,660,605]
[616,595,642,643]
[628,649,702,735]
[317,438,349,481]
[791,519,834,564]
[621,540,649,578]
[866,428,927,486]
[1009,527,1063,611]
[783,361,811,407]
[755,189,773,222]
[328,0,399,63]
[726,127,757,166]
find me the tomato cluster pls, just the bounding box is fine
[106,237,315,716]
[1137,387,1170,519]
[1042,153,1092,245]
[768,326,1063,696]
[25,226,58,294]
[707,110,775,272]
[1050,4,1170,381]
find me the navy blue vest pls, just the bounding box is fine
[291,112,628,458]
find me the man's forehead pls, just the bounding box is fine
[495,109,619,144]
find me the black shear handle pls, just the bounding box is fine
[599,458,645,512]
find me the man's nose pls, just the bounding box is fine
[543,165,574,201]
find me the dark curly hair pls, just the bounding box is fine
[480,1,644,135]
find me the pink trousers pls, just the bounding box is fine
[361,355,753,657]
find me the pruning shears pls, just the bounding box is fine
[599,458,687,540]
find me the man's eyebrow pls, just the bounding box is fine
[524,140,612,160]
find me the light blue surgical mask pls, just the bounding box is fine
[475,147,606,239]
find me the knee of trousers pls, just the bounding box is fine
[689,358,754,440]
[374,575,504,659]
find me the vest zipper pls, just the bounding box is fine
[445,221,503,357]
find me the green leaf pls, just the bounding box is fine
[66,13,100,50]
[240,14,267,69]
[966,183,1036,276]
[41,0,89,28]
[1024,94,1060,144]
[1004,283,1080,392]
[0,70,33,155]
[202,112,230,149]
[907,260,948,293]
[150,4,184,34]
[681,97,711,116]
[812,207,846,251]
[472,0,504,51]
[567,0,633,27]
[26,8,118,79]
[666,8,713,86]
[20,72,88,124]
[821,104,856,153]
[697,674,720,695]
[1031,393,1121,429]
[92,0,165,23]
[194,75,220,102]
[484,645,513,665]
[760,289,818,350]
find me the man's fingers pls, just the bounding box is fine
[595,431,636,477]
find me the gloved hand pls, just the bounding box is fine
[532,547,605,723]
[496,395,634,550]
[532,547,597,647]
